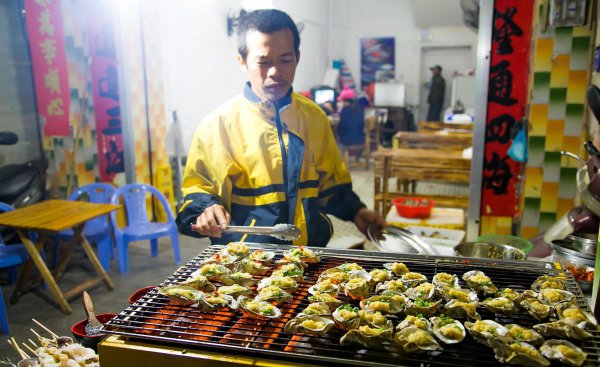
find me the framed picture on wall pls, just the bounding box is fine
[360,37,395,90]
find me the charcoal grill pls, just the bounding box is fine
[99,244,600,366]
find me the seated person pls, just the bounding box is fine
[336,87,365,155]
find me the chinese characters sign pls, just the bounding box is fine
[481,0,533,216]
[25,0,70,136]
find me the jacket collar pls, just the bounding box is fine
[243,82,293,110]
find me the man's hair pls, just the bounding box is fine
[237,9,300,61]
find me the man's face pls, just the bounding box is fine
[238,29,299,102]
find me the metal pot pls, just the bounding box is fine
[566,233,597,255]
[453,242,527,261]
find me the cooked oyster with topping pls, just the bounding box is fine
[540,339,587,366]
[375,279,407,293]
[220,272,257,287]
[217,284,250,298]
[393,327,441,354]
[464,320,508,347]
[497,288,521,304]
[177,274,216,292]
[404,298,442,317]
[308,292,342,310]
[380,290,409,306]
[299,302,331,317]
[360,295,404,314]
[247,249,276,264]
[308,279,339,295]
[462,270,497,296]
[238,296,281,319]
[196,264,231,281]
[383,262,410,276]
[158,285,203,306]
[482,296,517,315]
[533,320,593,340]
[520,299,555,321]
[443,299,481,320]
[369,269,392,284]
[400,272,427,288]
[430,315,466,344]
[531,275,565,292]
[202,251,237,267]
[432,272,459,289]
[439,286,478,303]
[517,289,540,307]
[358,310,393,330]
[258,276,298,292]
[224,242,250,259]
[255,286,293,305]
[234,258,271,276]
[396,315,431,331]
[336,262,364,273]
[488,337,550,367]
[556,303,599,330]
[505,324,544,346]
[284,315,335,337]
[405,282,435,300]
[332,304,361,330]
[344,270,373,300]
[282,246,321,263]
[199,292,237,311]
[272,263,304,281]
[537,288,575,306]
[317,268,350,285]
[340,325,393,349]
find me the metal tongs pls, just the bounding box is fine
[223,223,301,241]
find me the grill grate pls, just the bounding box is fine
[105,245,600,366]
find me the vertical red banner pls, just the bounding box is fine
[88,2,124,181]
[481,0,534,217]
[25,0,70,136]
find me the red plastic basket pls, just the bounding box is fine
[391,197,435,218]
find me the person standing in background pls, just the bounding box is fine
[426,65,446,121]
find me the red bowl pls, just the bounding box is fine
[392,197,435,218]
[128,285,156,304]
[71,313,116,351]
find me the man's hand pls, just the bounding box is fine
[190,204,231,237]
[354,207,386,240]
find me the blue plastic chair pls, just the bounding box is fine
[110,184,181,274]
[54,183,116,271]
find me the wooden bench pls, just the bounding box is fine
[394,131,472,150]
[418,120,473,132]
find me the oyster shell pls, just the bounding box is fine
[383,262,410,276]
[336,262,364,273]
[234,258,271,276]
[404,298,442,317]
[360,295,404,314]
[400,272,428,288]
[340,325,393,349]
[255,286,293,305]
[464,320,508,347]
[488,336,550,367]
[505,324,545,346]
[375,279,407,293]
[393,327,441,354]
[299,302,331,317]
[282,246,322,263]
[308,292,342,310]
[332,304,361,330]
[284,315,335,337]
[223,242,251,259]
[379,290,409,307]
[177,274,216,292]
[307,279,340,295]
[540,339,587,366]
[462,270,497,296]
[482,296,517,315]
[317,268,350,285]
[520,299,555,321]
[195,264,231,282]
[537,288,575,307]
[531,275,565,292]
[343,270,373,300]
[217,284,251,298]
[199,292,238,311]
[272,263,304,281]
[201,251,237,267]
[369,269,393,284]
[396,315,431,331]
[405,282,435,300]
[443,299,481,320]
[238,296,281,319]
[439,286,478,303]
[257,276,298,292]
[247,249,276,264]
[432,272,459,289]
[220,272,257,287]
[497,288,522,304]
[533,320,593,340]
[430,315,466,344]
[158,285,203,306]
[556,303,599,330]
[358,310,394,331]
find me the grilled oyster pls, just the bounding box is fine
[380,290,409,307]
[505,324,544,346]
[308,279,340,295]
[533,320,593,340]
[358,310,394,330]
[488,336,550,367]
[439,286,478,303]
[375,279,407,293]
[199,292,238,311]
[234,258,271,276]
[393,327,441,354]
[430,315,466,344]
[383,262,410,276]
[308,292,342,310]
[462,270,497,296]
[400,272,427,288]
[464,320,508,347]
[284,315,335,337]
[482,296,517,315]
[531,275,565,292]
[272,263,304,281]
[340,325,393,349]
[432,272,459,289]
[255,286,293,305]
[404,298,442,317]
[540,339,587,366]
[247,249,276,264]
[520,299,555,321]
[158,285,203,306]
[556,303,599,330]
[220,271,257,287]
[497,288,522,304]
[332,304,361,330]
[369,268,393,284]
[195,264,231,282]
[443,299,481,320]
[216,284,251,298]
[224,242,250,259]
[317,268,350,285]
[201,251,237,267]
[257,276,298,292]
[336,262,364,273]
[537,288,575,307]
[282,246,321,263]
[238,296,281,319]
[177,274,216,292]
[299,302,331,317]
[405,282,435,300]
[360,295,404,314]
[343,270,373,300]
[396,315,431,331]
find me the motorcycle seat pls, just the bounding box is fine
[0,165,37,202]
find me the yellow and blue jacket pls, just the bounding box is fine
[176,83,365,246]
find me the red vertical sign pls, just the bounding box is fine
[25,0,70,136]
[481,0,533,216]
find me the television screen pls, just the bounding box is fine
[314,89,335,104]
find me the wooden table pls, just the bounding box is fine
[0,200,119,314]
[418,120,474,131]
[373,148,472,215]
[394,131,472,150]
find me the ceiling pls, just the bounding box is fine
[409,0,466,28]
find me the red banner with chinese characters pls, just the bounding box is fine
[87,1,124,181]
[481,0,534,217]
[25,0,70,136]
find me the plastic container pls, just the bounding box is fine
[71,313,116,351]
[476,234,534,254]
[391,197,435,218]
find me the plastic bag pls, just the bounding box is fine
[507,127,527,163]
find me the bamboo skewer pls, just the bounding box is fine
[7,338,29,360]
[28,338,38,349]
[22,342,37,356]
[30,328,44,341]
[32,318,59,339]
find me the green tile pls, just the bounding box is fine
[554,27,573,54]
[532,72,550,103]
[558,167,578,198]
[85,157,94,171]
[539,212,558,232]
[548,88,567,119]
[543,151,561,182]
[564,103,585,136]
[524,197,541,211]
[528,136,546,167]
